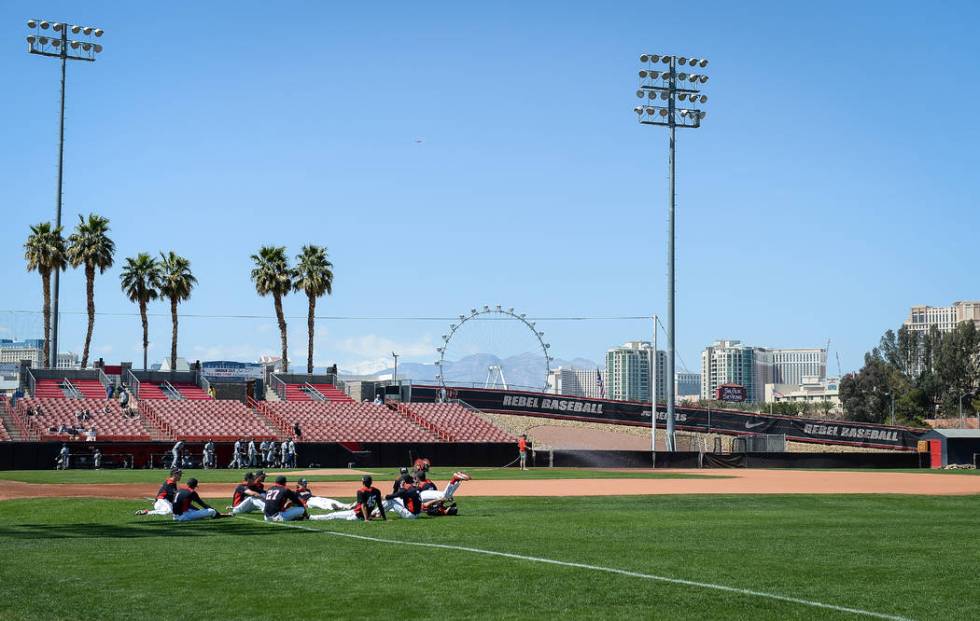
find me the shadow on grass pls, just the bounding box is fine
[0,519,308,540]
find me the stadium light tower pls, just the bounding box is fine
[25,19,105,367]
[634,53,709,451]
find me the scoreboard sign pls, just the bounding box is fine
[715,384,747,402]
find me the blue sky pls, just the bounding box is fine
[1,1,978,376]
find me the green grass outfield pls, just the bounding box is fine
[0,494,976,620]
[0,467,725,484]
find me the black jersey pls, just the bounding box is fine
[263,484,303,517]
[388,485,423,515]
[249,482,266,498]
[354,486,384,520]
[296,487,313,502]
[417,480,437,492]
[156,478,178,502]
[173,487,205,515]
[232,483,251,506]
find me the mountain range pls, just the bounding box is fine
[340,352,599,389]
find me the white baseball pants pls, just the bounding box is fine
[306,496,348,511]
[147,499,173,515]
[231,497,265,514]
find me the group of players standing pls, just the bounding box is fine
[228,438,298,469]
[135,461,469,523]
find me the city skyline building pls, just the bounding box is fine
[770,348,827,386]
[0,339,78,369]
[605,341,666,403]
[547,366,604,399]
[904,301,980,334]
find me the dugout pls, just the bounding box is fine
[918,429,980,467]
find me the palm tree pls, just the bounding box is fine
[250,246,292,373]
[293,245,334,374]
[24,222,67,368]
[119,253,160,371]
[66,213,115,368]
[158,251,197,371]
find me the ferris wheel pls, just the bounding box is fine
[436,305,553,392]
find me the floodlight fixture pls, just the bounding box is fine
[23,18,106,367]
[632,50,711,453]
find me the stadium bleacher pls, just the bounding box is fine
[283,384,313,401]
[141,399,275,441]
[34,378,69,399]
[137,382,168,400]
[401,402,516,442]
[309,383,354,402]
[172,383,210,400]
[15,397,151,441]
[260,401,439,442]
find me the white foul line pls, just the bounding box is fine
[239,516,912,621]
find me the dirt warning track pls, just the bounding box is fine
[0,469,978,501]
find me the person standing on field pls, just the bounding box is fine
[518,434,529,471]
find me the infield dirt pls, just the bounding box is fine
[0,468,978,501]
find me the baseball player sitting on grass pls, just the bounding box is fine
[295,478,350,511]
[309,476,386,522]
[172,478,224,521]
[135,467,182,516]
[229,472,266,514]
[262,476,308,522]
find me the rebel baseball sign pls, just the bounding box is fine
[410,385,922,450]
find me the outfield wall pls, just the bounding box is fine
[0,441,518,470]
[550,450,925,469]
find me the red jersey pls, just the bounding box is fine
[518,438,527,452]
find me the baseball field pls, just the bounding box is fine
[0,467,977,620]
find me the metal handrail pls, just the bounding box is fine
[162,380,182,400]
[125,369,141,398]
[303,382,325,401]
[270,374,286,400]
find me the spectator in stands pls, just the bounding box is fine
[373,395,383,405]
[102,402,110,414]
[293,422,302,439]
[86,427,97,442]
[106,383,114,399]
[207,384,217,399]
[119,388,130,408]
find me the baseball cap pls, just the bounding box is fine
[399,467,409,475]
[275,475,287,486]
[170,467,182,475]
[417,471,428,480]
[187,478,199,488]
[362,475,373,486]
[255,470,266,478]
[298,478,309,487]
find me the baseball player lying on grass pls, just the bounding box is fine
[309,476,387,522]
[229,471,267,514]
[172,478,227,521]
[380,477,459,519]
[262,475,308,522]
[135,467,182,516]
[295,478,351,511]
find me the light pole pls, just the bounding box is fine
[634,53,709,450]
[391,352,399,385]
[25,19,104,367]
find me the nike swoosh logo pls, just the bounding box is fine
[745,421,766,429]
